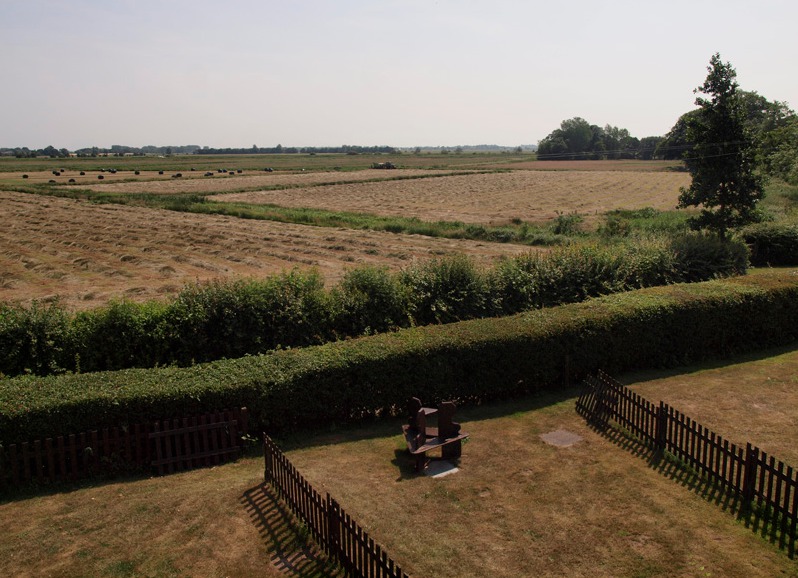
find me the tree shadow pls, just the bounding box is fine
[240,483,344,577]
[589,423,796,558]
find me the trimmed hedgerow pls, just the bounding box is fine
[1,269,796,445]
[0,234,750,378]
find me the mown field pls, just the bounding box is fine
[1,347,797,577]
[0,156,690,310]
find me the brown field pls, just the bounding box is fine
[214,170,690,225]
[2,347,797,577]
[0,190,531,310]
[48,168,467,194]
[497,159,686,171]
[0,164,690,310]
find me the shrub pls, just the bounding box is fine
[69,300,169,372]
[162,271,332,363]
[0,301,70,377]
[668,232,749,281]
[330,266,410,336]
[401,255,489,324]
[1,270,796,445]
[0,235,753,378]
[741,222,798,266]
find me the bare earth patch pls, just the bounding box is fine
[0,190,531,310]
[214,170,690,225]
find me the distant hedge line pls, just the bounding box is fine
[1,269,796,446]
[0,232,749,378]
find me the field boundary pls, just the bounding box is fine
[0,408,248,490]
[577,371,798,555]
[264,435,409,578]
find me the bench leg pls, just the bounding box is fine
[441,440,462,460]
[415,452,426,472]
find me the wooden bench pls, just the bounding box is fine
[401,397,469,472]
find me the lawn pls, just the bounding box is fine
[3,345,798,577]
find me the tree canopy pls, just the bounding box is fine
[537,117,659,160]
[677,53,765,238]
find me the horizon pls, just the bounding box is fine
[2,1,796,151]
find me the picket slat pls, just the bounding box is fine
[578,372,798,549]
[1,408,247,489]
[264,435,409,577]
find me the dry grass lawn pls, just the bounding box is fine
[625,345,798,466]
[3,347,797,577]
[214,170,690,226]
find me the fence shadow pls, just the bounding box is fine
[241,483,343,577]
[584,410,796,557]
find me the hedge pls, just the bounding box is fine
[1,269,796,446]
[742,222,798,266]
[0,233,749,378]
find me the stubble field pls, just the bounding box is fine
[0,159,689,310]
[0,190,528,309]
[213,169,690,225]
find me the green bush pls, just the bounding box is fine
[401,255,489,324]
[668,231,749,281]
[0,301,70,377]
[0,235,753,378]
[488,239,678,313]
[741,223,798,266]
[330,266,410,335]
[1,270,796,445]
[69,300,170,372]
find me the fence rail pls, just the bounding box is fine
[0,408,248,489]
[264,435,409,578]
[577,371,798,546]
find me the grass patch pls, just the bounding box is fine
[3,369,797,576]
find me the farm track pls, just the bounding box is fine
[0,190,531,310]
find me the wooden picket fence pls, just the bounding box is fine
[0,408,248,489]
[263,435,410,578]
[577,371,798,549]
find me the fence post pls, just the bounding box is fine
[655,401,667,453]
[327,493,341,565]
[263,435,275,486]
[742,443,758,503]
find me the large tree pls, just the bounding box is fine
[677,54,765,238]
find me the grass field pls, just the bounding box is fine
[0,157,692,310]
[2,346,798,577]
[212,169,689,225]
[0,190,529,309]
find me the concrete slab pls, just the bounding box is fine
[424,460,460,478]
[540,429,584,448]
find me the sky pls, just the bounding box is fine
[2,0,796,150]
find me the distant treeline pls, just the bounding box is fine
[0,145,202,158]
[0,144,400,158]
[197,144,398,155]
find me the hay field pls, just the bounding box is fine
[213,170,690,225]
[0,191,530,310]
[72,168,465,195]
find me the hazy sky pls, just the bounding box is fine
[2,0,796,150]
